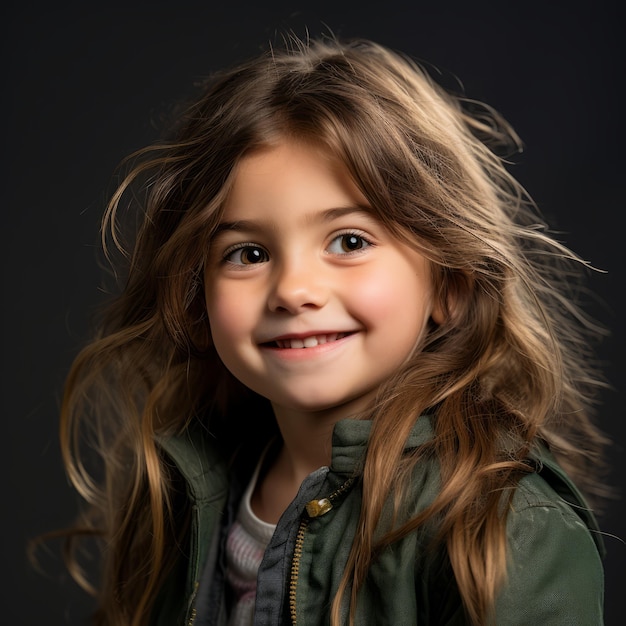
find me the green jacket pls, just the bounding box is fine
[154,416,605,625]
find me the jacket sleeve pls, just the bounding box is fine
[494,479,605,625]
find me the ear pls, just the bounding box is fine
[431,269,473,326]
[430,294,446,326]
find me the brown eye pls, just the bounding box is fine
[342,235,365,251]
[224,245,269,265]
[327,233,372,255]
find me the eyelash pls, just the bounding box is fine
[221,243,269,266]
[326,230,374,255]
[220,230,375,266]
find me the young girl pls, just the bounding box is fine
[56,36,609,625]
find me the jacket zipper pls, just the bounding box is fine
[187,580,200,625]
[289,477,356,625]
[187,607,197,626]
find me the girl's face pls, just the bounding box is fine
[204,140,441,419]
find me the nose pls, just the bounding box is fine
[267,259,329,314]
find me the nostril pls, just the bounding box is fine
[272,304,296,314]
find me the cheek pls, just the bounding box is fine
[205,283,252,345]
[347,262,433,327]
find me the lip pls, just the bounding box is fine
[258,330,358,360]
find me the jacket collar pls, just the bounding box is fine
[158,413,604,556]
[330,415,435,475]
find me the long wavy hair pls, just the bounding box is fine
[50,35,609,625]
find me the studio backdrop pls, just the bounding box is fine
[5,2,624,624]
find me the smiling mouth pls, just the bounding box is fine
[265,332,352,349]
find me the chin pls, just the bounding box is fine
[273,391,372,417]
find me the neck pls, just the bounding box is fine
[271,392,376,479]
[272,406,337,481]
[250,400,369,524]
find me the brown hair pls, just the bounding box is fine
[48,35,608,625]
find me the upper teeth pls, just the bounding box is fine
[276,333,343,349]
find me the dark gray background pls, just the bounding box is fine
[5,1,624,624]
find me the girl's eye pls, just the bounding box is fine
[223,245,269,265]
[327,233,372,255]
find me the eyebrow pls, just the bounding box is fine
[213,205,373,236]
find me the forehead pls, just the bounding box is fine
[221,140,369,219]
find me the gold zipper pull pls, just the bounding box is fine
[305,498,333,517]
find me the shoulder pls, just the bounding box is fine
[156,423,230,504]
[495,468,605,624]
[507,470,604,568]
[509,444,605,556]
